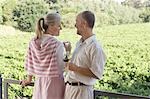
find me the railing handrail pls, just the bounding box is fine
[4,79,34,86]
[1,78,150,99]
[94,90,150,99]
[3,79,34,99]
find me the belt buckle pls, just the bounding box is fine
[77,82,80,86]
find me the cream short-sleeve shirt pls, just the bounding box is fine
[66,35,106,85]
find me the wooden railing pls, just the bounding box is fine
[94,90,150,99]
[0,74,2,99]
[0,76,150,99]
[3,79,34,99]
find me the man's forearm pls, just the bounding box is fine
[68,63,98,79]
[76,66,98,79]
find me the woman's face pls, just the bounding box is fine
[47,21,62,36]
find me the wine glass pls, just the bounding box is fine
[63,42,71,62]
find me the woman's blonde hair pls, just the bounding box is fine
[36,13,61,39]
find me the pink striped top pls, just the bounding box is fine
[25,36,60,77]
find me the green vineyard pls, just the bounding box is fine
[0,23,150,98]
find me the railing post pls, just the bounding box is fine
[0,74,2,99]
[4,80,8,99]
[93,90,96,99]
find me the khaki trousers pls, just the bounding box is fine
[64,84,93,99]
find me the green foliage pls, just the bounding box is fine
[139,7,150,22]
[50,0,142,28]
[1,0,17,25]
[94,23,150,96]
[0,5,2,24]
[44,0,57,3]
[61,13,76,28]
[1,23,150,97]
[13,0,49,32]
[97,0,142,26]
[0,0,146,31]
[0,0,5,24]
[49,1,83,28]
[0,32,33,98]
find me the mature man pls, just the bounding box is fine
[64,11,106,99]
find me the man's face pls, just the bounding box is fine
[75,15,83,35]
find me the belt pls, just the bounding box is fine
[65,81,86,86]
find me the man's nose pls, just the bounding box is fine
[60,26,62,30]
[75,24,77,27]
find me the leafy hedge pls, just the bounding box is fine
[139,7,150,22]
[1,0,18,25]
[0,0,145,31]
[50,0,142,28]
[13,0,49,32]
[0,6,2,24]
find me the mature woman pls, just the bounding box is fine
[21,12,70,99]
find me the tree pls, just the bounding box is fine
[122,0,144,8]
